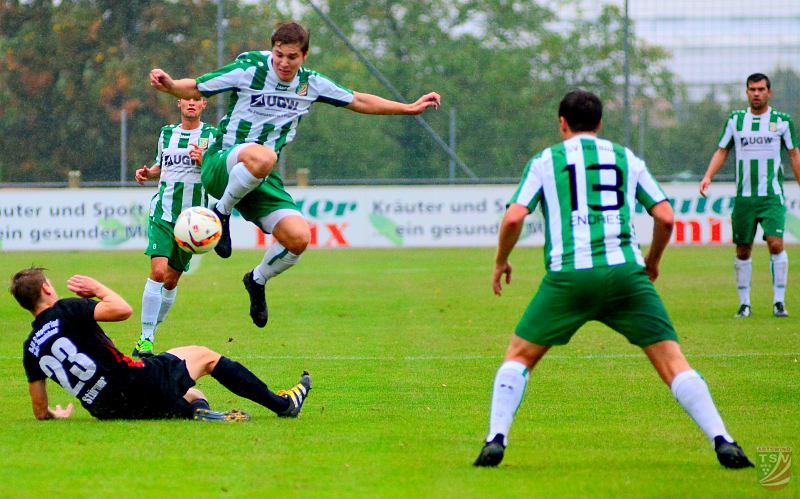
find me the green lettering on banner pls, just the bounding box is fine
[369,213,403,246]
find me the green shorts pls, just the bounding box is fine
[201,145,299,223]
[144,217,192,273]
[515,262,678,348]
[731,195,786,245]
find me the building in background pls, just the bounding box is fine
[554,0,800,101]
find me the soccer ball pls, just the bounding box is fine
[173,207,222,254]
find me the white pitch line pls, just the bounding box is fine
[231,352,800,361]
[0,352,796,362]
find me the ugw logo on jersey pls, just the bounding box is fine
[741,136,774,146]
[250,93,300,111]
[757,446,791,491]
[250,94,266,107]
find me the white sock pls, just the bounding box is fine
[253,243,300,285]
[140,278,163,341]
[671,370,733,446]
[734,257,752,306]
[771,251,788,303]
[216,162,262,215]
[486,361,529,446]
[157,285,178,327]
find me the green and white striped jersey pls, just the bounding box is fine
[718,107,798,199]
[510,135,667,272]
[149,122,218,224]
[196,51,354,154]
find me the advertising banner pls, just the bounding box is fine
[1,184,799,251]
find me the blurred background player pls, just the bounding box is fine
[699,73,800,318]
[474,90,753,470]
[10,267,311,421]
[149,21,441,328]
[132,97,218,357]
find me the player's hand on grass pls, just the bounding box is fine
[67,275,103,298]
[150,68,174,93]
[407,92,441,114]
[48,403,74,419]
[493,261,512,296]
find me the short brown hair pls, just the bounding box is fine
[10,267,48,311]
[746,73,771,89]
[271,22,310,54]
[559,90,603,132]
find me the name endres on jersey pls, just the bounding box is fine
[571,213,625,227]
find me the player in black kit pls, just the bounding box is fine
[11,267,311,421]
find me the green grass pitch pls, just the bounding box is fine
[1,247,797,497]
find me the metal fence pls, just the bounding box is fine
[1,0,798,187]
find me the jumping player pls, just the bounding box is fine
[149,21,441,328]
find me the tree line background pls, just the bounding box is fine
[1,0,799,184]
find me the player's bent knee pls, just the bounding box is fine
[239,145,277,178]
[275,218,310,254]
[149,268,167,283]
[163,277,180,290]
[184,387,206,402]
[286,232,310,255]
[767,240,784,254]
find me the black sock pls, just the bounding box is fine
[210,356,289,414]
[190,398,211,412]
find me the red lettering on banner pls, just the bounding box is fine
[256,230,267,247]
[309,223,318,246]
[324,223,349,247]
[675,220,701,244]
[672,217,729,245]
[254,222,349,248]
[709,217,722,243]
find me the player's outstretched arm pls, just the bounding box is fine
[28,381,73,420]
[788,148,800,187]
[67,275,133,322]
[493,203,529,296]
[346,91,441,115]
[645,200,675,282]
[134,164,160,184]
[150,68,202,100]
[699,148,730,197]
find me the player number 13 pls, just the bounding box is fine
[564,163,625,212]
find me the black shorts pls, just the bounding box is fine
[88,353,196,420]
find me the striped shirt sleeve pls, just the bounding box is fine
[154,129,165,166]
[196,55,252,97]
[781,115,798,150]
[509,156,543,212]
[311,72,354,107]
[717,114,735,150]
[633,156,667,211]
